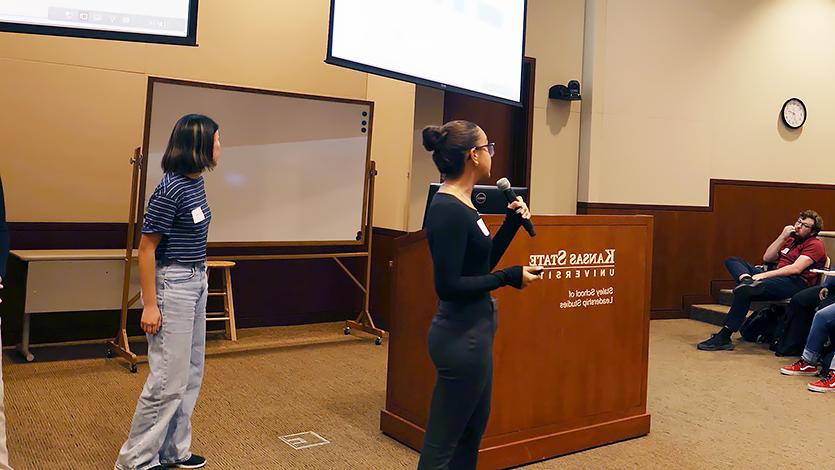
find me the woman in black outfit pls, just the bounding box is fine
[418,120,541,470]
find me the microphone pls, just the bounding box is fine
[496,178,535,237]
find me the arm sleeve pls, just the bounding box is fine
[800,240,827,266]
[0,177,8,279]
[489,209,523,270]
[141,191,177,236]
[429,205,522,300]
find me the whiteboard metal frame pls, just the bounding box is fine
[138,76,374,247]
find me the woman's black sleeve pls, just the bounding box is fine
[428,204,521,299]
[489,209,523,270]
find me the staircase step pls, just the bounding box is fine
[717,289,734,306]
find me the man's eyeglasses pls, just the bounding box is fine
[473,142,495,158]
[796,218,815,229]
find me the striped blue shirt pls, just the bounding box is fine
[142,172,211,263]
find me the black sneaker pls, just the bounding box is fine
[697,333,734,351]
[733,279,765,297]
[168,455,207,469]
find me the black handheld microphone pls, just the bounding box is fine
[496,177,535,237]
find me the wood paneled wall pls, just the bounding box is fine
[578,179,835,319]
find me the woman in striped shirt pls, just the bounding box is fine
[115,114,220,470]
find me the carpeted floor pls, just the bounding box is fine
[2,319,833,469]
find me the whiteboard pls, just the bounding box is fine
[142,79,372,245]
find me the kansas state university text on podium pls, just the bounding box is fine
[530,249,616,277]
[529,248,618,309]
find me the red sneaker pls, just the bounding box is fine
[780,359,820,376]
[808,370,835,393]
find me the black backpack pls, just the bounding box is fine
[771,294,835,356]
[740,305,784,343]
[770,306,815,356]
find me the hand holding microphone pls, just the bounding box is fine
[507,197,530,219]
[497,177,536,237]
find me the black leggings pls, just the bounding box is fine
[418,299,496,470]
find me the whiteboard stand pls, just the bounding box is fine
[106,157,387,373]
[106,147,144,373]
[342,160,386,345]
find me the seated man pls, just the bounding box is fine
[780,300,835,392]
[698,210,827,351]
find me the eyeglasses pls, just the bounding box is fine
[796,218,815,229]
[473,142,495,158]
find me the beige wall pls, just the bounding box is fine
[525,0,586,215]
[580,0,835,206]
[0,59,147,222]
[366,75,416,230]
[1,1,588,227]
[407,86,445,232]
[0,0,419,227]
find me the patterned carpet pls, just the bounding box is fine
[1,320,832,469]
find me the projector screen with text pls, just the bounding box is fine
[0,0,197,45]
[327,0,526,105]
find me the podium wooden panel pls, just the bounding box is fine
[380,215,653,469]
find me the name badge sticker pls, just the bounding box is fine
[476,218,490,236]
[192,207,206,224]
[781,247,790,254]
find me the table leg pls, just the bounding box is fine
[17,313,33,362]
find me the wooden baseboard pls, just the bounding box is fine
[651,309,685,320]
[479,414,651,470]
[380,410,423,451]
[380,410,651,470]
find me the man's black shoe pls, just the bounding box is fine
[697,333,734,351]
[733,279,765,297]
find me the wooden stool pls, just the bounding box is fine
[206,260,238,341]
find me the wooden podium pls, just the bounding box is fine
[380,215,653,469]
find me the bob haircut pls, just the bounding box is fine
[161,114,219,174]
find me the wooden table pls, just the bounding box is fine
[8,249,139,361]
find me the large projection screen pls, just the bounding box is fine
[0,0,199,45]
[326,0,526,106]
[143,79,373,246]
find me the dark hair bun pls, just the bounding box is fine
[422,126,447,152]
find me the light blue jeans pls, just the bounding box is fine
[801,303,835,371]
[115,262,207,470]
